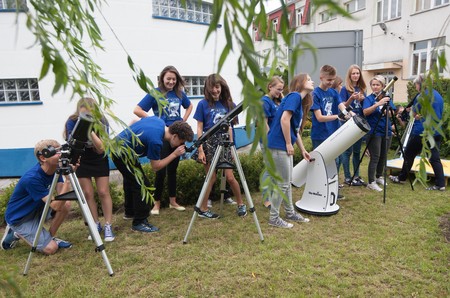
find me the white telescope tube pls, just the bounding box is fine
[292,115,371,187]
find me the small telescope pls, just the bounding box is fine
[186,102,243,152]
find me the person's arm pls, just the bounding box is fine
[196,121,206,164]
[280,110,294,155]
[134,105,149,118]
[150,146,186,171]
[43,179,72,210]
[295,133,310,161]
[90,132,105,154]
[313,109,339,122]
[363,97,390,116]
[182,103,193,122]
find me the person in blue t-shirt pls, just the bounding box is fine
[193,74,247,219]
[340,64,368,187]
[389,74,445,191]
[1,140,73,254]
[266,73,313,228]
[134,66,193,216]
[65,98,115,242]
[260,76,284,209]
[310,65,349,152]
[362,75,396,192]
[112,118,194,233]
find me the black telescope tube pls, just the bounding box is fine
[186,102,244,152]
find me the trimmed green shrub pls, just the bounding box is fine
[0,182,16,224]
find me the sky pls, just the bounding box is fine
[264,0,283,12]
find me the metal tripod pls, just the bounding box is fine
[183,131,264,244]
[23,157,114,276]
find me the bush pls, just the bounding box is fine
[0,183,16,224]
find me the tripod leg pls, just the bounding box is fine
[69,173,114,276]
[230,146,264,242]
[183,146,222,244]
[23,173,61,275]
[219,169,226,216]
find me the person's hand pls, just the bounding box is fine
[173,145,186,157]
[378,96,390,106]
[302,150,311,161]
[197,151,206,164]
[351,92,359,100]
[286,143,294,156]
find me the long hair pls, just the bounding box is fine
[289,73,313,133]
[345,64,366,94]
[63,97,103,140]
[158,65,185,98]
[204,74,237,124]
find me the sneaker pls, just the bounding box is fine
[53,237,73,249]
[268,217,293,229]
[88,221,102,241]
[337,193,345,200]
[286,212,310,223]
[1,225,20,250]
[131,220,159,233]
[344,178,352,185]
[224,197,237,205]
[376,176,387,185]
[103,223,115,242]
[426,185,445,191]
[345,178,363,186]
[355,177,367,187]
[198,209,220,219]
[123,214,134,220]
[237,204,247,217]
[367,181,382,192]
[389,175,405,184]
[207,199,212,208]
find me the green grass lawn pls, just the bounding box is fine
[1,176,449,297]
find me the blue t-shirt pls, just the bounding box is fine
[267,92,303,151]
[362,94,396,136]
[137,88,191,126]
[340,86,365,117]
[261,95,279,128]
[116,116,165,160]
[5,163,63,225]
[194,99,234,132]
[411,89,444,136]
[310,87,341,141]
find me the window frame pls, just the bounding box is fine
[0,0,28,12]
[183,76,206,99]
[410,37,446,77]
[345,0,366,13]
[152,0,213,26]
[0,78,42,106]
[376,0,401,23]
[415,0,449,12]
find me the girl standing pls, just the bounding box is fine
[134,65,193,215]
[267,74,313,228]
[64,98,115,241]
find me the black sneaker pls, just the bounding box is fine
[389,175,405,184]
[198,209,220,219]
[1,225,20,250]
[132,220,160,233]
[237,204,247,217]
[355,177,367,187]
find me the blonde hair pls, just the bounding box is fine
[267,76,284,102]
[345,64,366,93]
[370,75,386,87]
[34,139,60,163]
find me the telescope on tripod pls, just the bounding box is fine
[24,112,114,276]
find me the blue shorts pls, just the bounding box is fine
[10,207,53,252]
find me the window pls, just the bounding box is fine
[296,7,304,27]
[345,0,366,13]
[0,0,27,11]
[319,9,336,23]
[411,37,445,76]
[184,76,205,97]
[415,0,449,12]
[152,0,212,24]
[376,0,401,22]
[0,78,40,103]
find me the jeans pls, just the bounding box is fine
[366,135,391,183]
[268,149,295,220]
[341,138,363,179]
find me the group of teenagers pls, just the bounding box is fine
[1,64,445,254]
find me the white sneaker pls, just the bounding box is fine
[207,199,212,208]
[376,177,387,185]
[367,181,382,192]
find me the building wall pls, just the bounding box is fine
[0,0,243,176]
[255,0,450,101]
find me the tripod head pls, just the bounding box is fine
[186,102,243,152]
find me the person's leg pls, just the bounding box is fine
[342,146,352,180]
[94,176,113,224]
[260,144,271,208]
[376,136,392,179]
[269,149,290,221]
[78,177,99,222]
[352,139,363,177]
[153,140,172,212]
[225,169,242,205]
[429,135,445,188]
[366,135,381,183]
[398,135,422,181]
[167,154,182,208]
[48,201,71,237]
[200,163,217,212]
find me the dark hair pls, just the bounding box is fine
[158,65,185,98]
[169,120,194,142]
[204,74,237,124]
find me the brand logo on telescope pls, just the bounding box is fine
[308,191,323,197]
